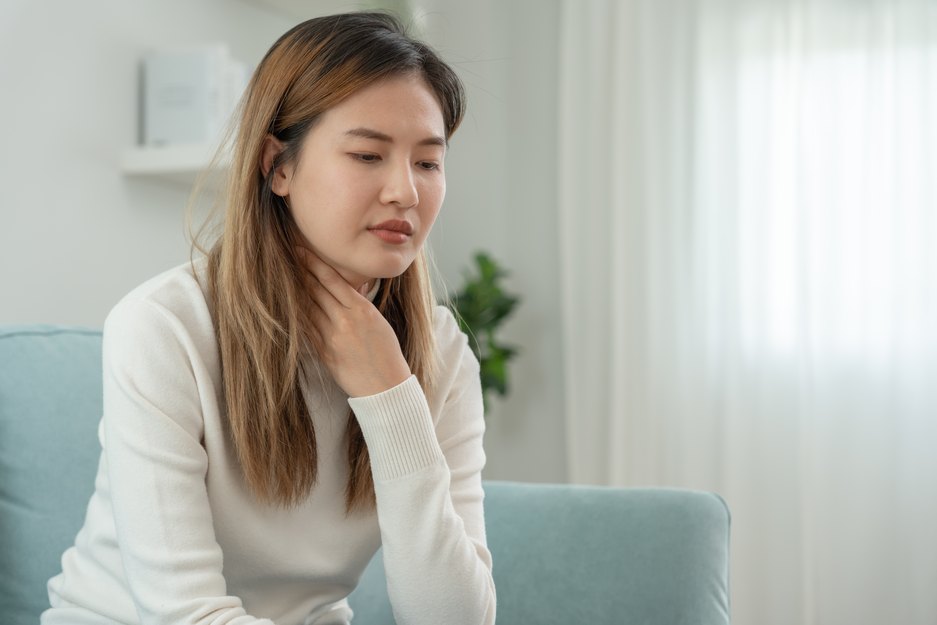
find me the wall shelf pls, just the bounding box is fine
[120,144,228,188]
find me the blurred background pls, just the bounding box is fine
[1,0,935,623]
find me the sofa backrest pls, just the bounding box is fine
[0,326,103,624]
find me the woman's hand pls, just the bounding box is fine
[297,247,412,398]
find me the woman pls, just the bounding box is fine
[42,12,495,625]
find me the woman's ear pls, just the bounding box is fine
[260,134,291,197]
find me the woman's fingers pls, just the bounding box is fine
[304,295,328,348]
[296,246,359,309]
[305,272,343,319]
[296,248,348,324]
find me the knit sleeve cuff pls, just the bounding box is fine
[347,375,443,482]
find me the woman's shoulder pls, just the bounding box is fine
[104,258,215,351]
[432,304,467,354]
[431,304,480,381]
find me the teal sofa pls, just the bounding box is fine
[0,325,731,624]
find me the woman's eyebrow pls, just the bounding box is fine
[344,127,447,147]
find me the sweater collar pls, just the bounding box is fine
[365,279,381,302]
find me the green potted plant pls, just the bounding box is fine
[445,252,520,413]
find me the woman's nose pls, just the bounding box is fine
[379,161,419,208]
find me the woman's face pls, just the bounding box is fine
[270,73,448,290]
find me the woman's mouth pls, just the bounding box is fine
[368,220,414,244]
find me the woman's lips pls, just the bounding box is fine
[369,229,410,244]
[368,219,413,244]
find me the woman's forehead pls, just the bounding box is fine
[315,75,446,140]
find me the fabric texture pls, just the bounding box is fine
[35,260,494,625]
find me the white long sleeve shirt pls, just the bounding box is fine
[42,260,496,625]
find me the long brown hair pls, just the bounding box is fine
[192,12,465,511]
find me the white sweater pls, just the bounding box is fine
[42,260,495,625]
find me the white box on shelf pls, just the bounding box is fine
[142,44,247,147]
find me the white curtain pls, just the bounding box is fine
[557,1,937,624]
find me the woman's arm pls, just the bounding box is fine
[298,250,496,624]
[348,317,496,625]
[102,297,275,625]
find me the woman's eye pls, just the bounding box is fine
[418,161,440,171]
[352,153,380,163]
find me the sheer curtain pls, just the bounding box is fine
[557,1,937,623]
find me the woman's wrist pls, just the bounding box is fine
[349,363,412,399]
[347,376,442,481]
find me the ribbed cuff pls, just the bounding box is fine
[347,375,443,481]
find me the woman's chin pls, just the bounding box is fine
[361,256,415,280]
[334,265,407,291]
[371,267,410,281]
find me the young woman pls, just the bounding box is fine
[42,12,495,625]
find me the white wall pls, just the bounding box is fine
[0,0,567,483]
[0,0,293,326]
